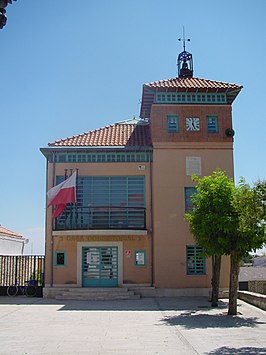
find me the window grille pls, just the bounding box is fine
[186,246,205,275]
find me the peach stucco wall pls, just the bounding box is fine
[44,102,234,290]
[44,161,152,286]
[151,143,232,288]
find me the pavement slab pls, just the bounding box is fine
[0,296,265,354]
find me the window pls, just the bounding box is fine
[135,250,146,266]
[56,176,146,230]
[54,251,66,266]
[167,115,178,133]
[185,187,197,212]
[186,246,205,275]
[207,115,218,133]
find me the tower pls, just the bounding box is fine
[140,39,242,289]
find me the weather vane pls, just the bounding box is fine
[177,27,193,78]
[178,26,191,52]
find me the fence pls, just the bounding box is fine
[0,255,45,287]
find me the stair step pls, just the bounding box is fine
[56,294,140,301]
[51,287,140,301]
[67,287,129,293]
[61,290,135,297]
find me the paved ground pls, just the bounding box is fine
[0,296,265,355]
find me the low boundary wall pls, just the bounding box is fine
[238,290,266,311]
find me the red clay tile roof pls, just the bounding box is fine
[140,76,242,118]
[143,77,242,90]
[48,121,151,147]
[0,226,24,240]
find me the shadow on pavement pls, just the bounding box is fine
[207,346,266,354]
[161,312,266,329]
[0,296,226,312]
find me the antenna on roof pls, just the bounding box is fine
[177,26,193,78]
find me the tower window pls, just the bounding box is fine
[167,115,178,133]
[185,187,197,212]
[207,115,218,133]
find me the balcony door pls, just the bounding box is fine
[82,246,118,287]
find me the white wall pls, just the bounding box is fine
[0,237,25,255]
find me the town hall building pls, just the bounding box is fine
[41,43,242,298]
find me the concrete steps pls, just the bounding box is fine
[50,287,140,301]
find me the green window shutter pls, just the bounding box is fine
[185,187,197,212]
[207,115,218,133]
[186,246,205,275]
[167,114,178,133]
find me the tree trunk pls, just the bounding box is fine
[211,255,221,307]
[228,255,240,315]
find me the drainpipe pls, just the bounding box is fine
[149,148,154,286]
[50,152,56,287]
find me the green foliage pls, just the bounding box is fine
[232,178,265,257]
[185,170,236,256]
[185,170,266,261]
[240,252,253,266]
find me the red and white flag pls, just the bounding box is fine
[47,171,77,218]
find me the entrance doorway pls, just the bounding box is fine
[82,246,118,287]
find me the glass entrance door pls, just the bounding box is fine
[82,246,118,287]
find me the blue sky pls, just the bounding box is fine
[1,0,265,254]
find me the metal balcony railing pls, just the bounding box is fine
[54,206,146,231]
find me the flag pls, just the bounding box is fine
[47,171,77,218]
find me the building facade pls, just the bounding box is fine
[41,47,242,295]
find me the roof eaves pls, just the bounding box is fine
[41,145,152,155]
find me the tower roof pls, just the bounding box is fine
[140,77,243,118]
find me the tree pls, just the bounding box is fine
[185,170,236,307]
[186,171,266,315]
[228,178,265,314]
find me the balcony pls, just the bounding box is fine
[54,206,146,231]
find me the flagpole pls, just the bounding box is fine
[69,169,73,229]
[76,168,79,229]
